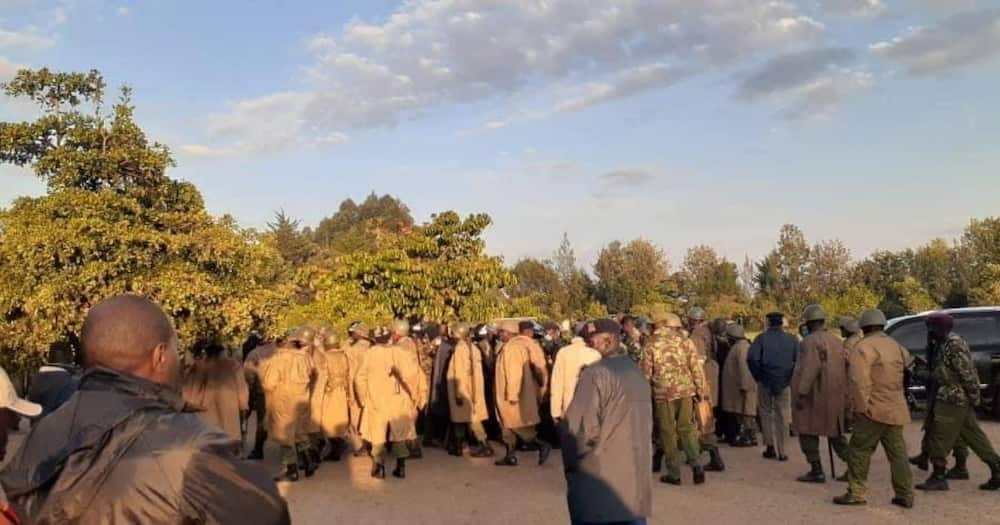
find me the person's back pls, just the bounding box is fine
[0,295,288,525]
[26,348,79,419]
[748,326,799,394]
[183,352,249,442]
[550,337,601,419]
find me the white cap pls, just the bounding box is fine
[0,366,42,417]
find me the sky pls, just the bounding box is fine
[1,0,998,268]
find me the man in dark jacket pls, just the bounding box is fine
[748,312,799,462]
[26,346,79,420]
[560,318,652,525]
[0,295,289,525]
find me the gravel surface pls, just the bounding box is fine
[272,421,1000,525]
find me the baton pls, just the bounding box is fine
[828,439,836,479]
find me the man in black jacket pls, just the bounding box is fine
[747,312,799,462]
[0,295,289,525]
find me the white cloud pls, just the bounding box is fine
[0,29,56,50]
[871,8,1000,74]
[738,47,872,119]
[207,0,826,154]
[821,0,886,18]
[599,167,658,187]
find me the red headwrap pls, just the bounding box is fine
[925,312,954,334]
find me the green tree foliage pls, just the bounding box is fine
[510,257,568,320]
[265,210,317,268]
[754,224,811,312]
[889,276,937,317]
[0,69,289,371]
[311,193,413,256]
[808,239,851,299]
[677,245,742,303]
[820,285,880,323]
[281,211,514,332]
[551,233,597,318]
[911,238,962,306]
[594,239,671,313]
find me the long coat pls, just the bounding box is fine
[720,340,756,416]
[397,336,428,410]
[550,338,601,419]
[344,339,371,434]
[429,341,454,417]
[182,357,249,441]
[495,336,542,429]
[356,343,421,444]
[260,347,313,446]
[559,353,652,523]
[316,348,350,438]
[306,350,326,435]
[447,339,488,423]
[791,329,849,437]
[849,332,912,426]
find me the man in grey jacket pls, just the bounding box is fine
[559,319,652,525]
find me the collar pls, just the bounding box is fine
[79,367,188,412]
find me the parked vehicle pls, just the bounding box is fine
[886,307,1000,418]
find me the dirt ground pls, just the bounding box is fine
[268,421,1000,525]
[6,419,1000,524]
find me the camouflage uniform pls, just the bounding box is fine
[623,331,644,364]
[924,334,999,472]
[641,327,709,481]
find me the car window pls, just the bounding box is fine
[889,320,927,353]
[953,314,1000,347]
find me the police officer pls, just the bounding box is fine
[792,305,849,483]
[344,322,372,456]
[260,327,317,482]
[839,317,862,353]
[642,312,709,485]
[447,322,494,457]
[687,307,725,472]
[915,313,1000,492]
[834,309,913,508]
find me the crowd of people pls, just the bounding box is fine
[0,294,999,524]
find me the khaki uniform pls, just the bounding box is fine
[260,346,313,448]
[243,343,276,456]
[182,357,249,442]
[845,331,913,504]
[495,335,543,446]
[792,329,850,464]
[721,339,756,416]
[448,339,489,442]
[306,349,326,437]
[316,348,351,438]
[356,343,421,464]
[344,338,371,440]
[398,336,429,411]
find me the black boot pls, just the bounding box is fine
[299,451,317,478]
[371,462,386,479]
[692,465,706,485]
[797,461,826,483]
[909,452,929,471]
[652,449,664,473]
[536,439,552,466]
[947,458,970,480]
[274,463,300,483]
[248,448,264,460]
[916,465,949,491]
[494,446,518,467]
[659,474,682,485]
[392,458,406,479]
[763,446,776,459]
[979,462,1000,491]
[470,442,495,458]
[706,449,725,472]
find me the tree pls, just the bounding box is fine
[678,245,742,302]
[808,239,851,300]
[911,238,962,306]
[890,277,937,317]
[551,233,596,318]
[820,285,880,324]
[755,224,811,312]
[280,211,515,332]
[510,257,568,320]
[960,217,1000,305]
[594,239,671,313]
[265,210,317,268]
[312,193,413,256]
[0,68,289,372]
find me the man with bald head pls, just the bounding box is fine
[0,295,289,524]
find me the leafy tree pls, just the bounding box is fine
[754,224,811,312]
[960,217,1000,305]
[281,211,514,332]
[594,239,671,313]
[510,257,567,320]
[889,277,938,317]
[808,239,851,300]
[819,285,880,324]
[551,233,597,317]
[0,68,289,372]
[911,238,962,306]
[678,245,742,302]
[312,193,413,256]
[969,263,1000,305]
[265,210,317,268]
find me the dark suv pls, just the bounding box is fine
[886,307,1000,418]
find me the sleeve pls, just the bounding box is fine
[259,357,281,393]
[747,337,762,381]
[738,345,755,392]
[688,340,709,400]
[558,367,603,473]
[639,341,654,380]
[848,346,873,415]
[550,351,566,419]
[794,341,822,397]
[945,340,981,405]
[355,355,370,408]
[182,436,291,525]
[235,363,250,412]
[503,346,524,403]
[529,343,549,394]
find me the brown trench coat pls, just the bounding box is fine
[182,357,249,441]
[447,339,488,423]
[306,350,325,435]
[848,332,912,426]
[720,339,757,416]
[344,339,371,435]
[791,329,849,436]
[260,347,313,446]
[314,348,351,438]
[495,336,542,429]
[397,336,429,410]
[356,343,421,444]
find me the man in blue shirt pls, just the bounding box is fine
[748,312,799,461]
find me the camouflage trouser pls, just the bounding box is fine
[920,416,968,464]
[655,398,701,479]
[372,441,410,466]
[847,416,912,503]
[927,402,999,468]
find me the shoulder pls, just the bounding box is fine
[944,334,970,353]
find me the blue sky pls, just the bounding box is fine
[1,0,998,268]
